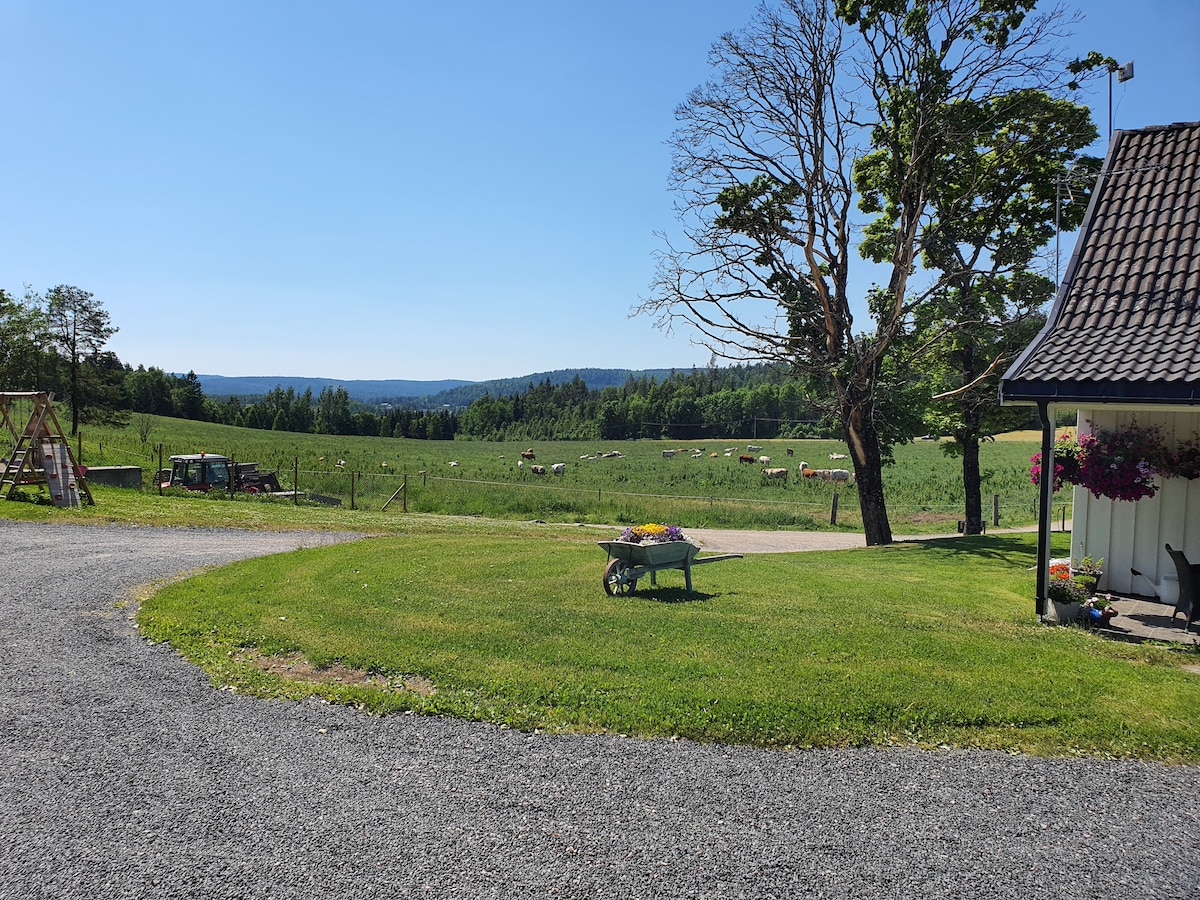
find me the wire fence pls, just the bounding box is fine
[129,464,1070,533]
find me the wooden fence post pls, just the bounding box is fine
[993,494,1000,527]
[830,492,839,526]
[293,457,299,505]
[350,470,356,510]
[158,444,163,495]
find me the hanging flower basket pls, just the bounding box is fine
[1030,423,1182,502]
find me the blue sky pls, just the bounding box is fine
[2,1,1196,382]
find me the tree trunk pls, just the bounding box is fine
[69,356,80,437]
[845,404,893,546]
[961,433,984,535]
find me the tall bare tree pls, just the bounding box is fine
[642,0,1090,545]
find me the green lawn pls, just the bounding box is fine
[128,516,1200,763]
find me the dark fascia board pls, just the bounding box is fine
[1000,379,1200,405]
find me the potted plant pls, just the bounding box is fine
[1047,577,1088,624]
[1071,555,1104,596]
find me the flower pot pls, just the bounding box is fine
[1051,599,1082,624]
[1075,576,1098,597]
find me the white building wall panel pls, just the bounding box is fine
[1072,408,1200,601]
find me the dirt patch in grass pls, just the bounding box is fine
[236,650,436,696]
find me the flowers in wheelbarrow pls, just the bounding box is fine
[619,523,688,544]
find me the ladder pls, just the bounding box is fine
[0,392,93,506]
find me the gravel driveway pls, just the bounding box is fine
[2,519,1198,899]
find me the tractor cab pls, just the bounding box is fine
[161,453,232,491]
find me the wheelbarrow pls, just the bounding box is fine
[597,539,742,595]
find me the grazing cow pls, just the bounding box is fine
[801,467,820,478]
[520,449,536,460]
[811,468,852,483]
[530,464,546,475]
[829,452,848,460]
[747,444,762,452]
[448,461,458,467]
[662,449,677,459]
[724,447,738,454]
[710,453,719,458]
[761,467,789,482]
[758,455,771,465]
[518,460,524,471]
[786,447,794,457]
[550,463,566,475]
[738,454,756,464]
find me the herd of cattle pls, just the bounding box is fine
[489,446,853,485]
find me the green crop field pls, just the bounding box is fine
[63,414,1070,533]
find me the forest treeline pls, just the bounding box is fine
[133,364,843,442]
[2,285,1047,443]
[1,286,848,440]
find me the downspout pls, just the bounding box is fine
[1035,400,1054,619]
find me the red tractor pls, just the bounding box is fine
[158,453,281,493]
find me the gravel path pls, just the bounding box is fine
[2,519,1198,899]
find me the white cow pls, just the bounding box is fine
[761,467,789,482]
[551,463,566,475]
[829,452,849,460]
[758,455,771,465]
[662,449,677,459]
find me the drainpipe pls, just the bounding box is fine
[1035,400,1054,618]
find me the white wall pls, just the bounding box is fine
[1072,408,1200,600]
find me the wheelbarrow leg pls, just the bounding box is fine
[684,558,693,593]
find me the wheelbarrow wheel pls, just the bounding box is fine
[603,558,637,596]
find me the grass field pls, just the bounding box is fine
[59,414,1073,533]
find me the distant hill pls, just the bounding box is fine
[196,367,689,407]
[194,375,474,403]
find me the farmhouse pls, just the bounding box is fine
[1000,121,1200,623]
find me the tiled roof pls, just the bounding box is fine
[1000,121,1200,404]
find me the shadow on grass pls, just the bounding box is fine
[889,533,1049,564]
[628,587,716,604]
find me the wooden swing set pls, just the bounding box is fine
[0,391,92,506]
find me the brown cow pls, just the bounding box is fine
[738,454,756,464]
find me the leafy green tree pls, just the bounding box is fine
[126,365,175,415]
[643,0,1094,544]
[315,386,353,435]
[0,288,46,390]
[43,285,118,434]
[857,88,1099,532]
[170,371,206,420]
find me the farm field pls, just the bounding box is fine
[65,414,1073,533]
